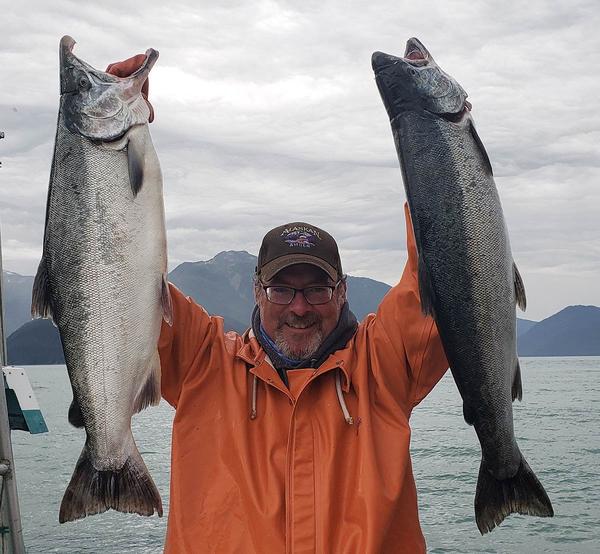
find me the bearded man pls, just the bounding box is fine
[109,56,449,554]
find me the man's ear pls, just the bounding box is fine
[253,281,262,303]
[338,279,348,304]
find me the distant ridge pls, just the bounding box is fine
[2,270,34,335]
[3,262,599,364]
[518,305,600,356]
[168,250,257,334]
[8,318,64,364]
[517,318,537,337]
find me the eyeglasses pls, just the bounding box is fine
[262,281,342,305]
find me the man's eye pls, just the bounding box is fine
[271,287,291,294]
[307,287,328,294]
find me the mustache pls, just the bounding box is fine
[278,312,321,329]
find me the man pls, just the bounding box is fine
[109,58,449,553]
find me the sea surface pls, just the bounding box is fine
[9,358,600,553]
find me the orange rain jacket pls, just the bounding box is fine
[158,204,449,553]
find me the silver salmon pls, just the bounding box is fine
[372,38,553,533]
[32,36,171,522]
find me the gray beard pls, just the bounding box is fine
[274,328,324,360]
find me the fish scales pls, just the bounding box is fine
[399,113,518,465]
[372,37,553,534]
[48,121,164,465]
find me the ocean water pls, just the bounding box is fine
[9,358,600,553]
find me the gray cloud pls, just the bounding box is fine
[1,0,599,321]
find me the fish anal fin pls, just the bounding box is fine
[133,350,161,414]
[512,359,523,402]
[127,138,145,197]
[31,258,54,321]
[161,275,173,326]
[59,438,163,523]
[469,120,493,176]
[417,253,436,317]
[463,402,476,426]
[475,456,553,535]
[513,262,527,311]
[68,397,85,428]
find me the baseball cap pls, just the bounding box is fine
[256,222,343,282]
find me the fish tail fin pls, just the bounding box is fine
[475,456,553,534]
[59,441,163,523]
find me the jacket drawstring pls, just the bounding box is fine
[249,370,353,425]
[335,369,354,425]
[250,374,258,420]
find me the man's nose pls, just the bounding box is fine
[288,290,312,316]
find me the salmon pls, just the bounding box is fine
[32,36,170,522]
[372,37,553,533]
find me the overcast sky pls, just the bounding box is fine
[1,0,598,321]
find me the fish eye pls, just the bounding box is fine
[78,76,90,89]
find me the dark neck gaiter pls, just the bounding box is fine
[251,302,358,387]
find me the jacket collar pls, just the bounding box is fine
[236,329,353,393]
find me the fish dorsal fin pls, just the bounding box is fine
[162,274,173,326]
[469,120,493,176]
[512,359,523,401]
[513,262,527,311]
[31,258,55,321]
[418,253,436,317]
[127,134,145,197]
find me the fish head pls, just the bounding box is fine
[59,36,158,141]
[372,38,469,121]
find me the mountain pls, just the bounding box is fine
[345,276,391,322]
[2,271,34,335]
[168,251,257,333]
[517,318,538,337]
[7,318,64,365]
[4,258,599,364]
[518,305,600,356]
[168,251,392,333]
[5,251,391,364]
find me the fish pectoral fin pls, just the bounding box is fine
[469,120,493,176]
[512,359,523,402]
[31,258,55,322]
[474,456,554,535]
[417,253,436,317]
[133,350,162,414]
[59,438,163,523]
[68,397,85,428]
[513,262,527,311]
[161,274,173,326]
[127,135,145,197]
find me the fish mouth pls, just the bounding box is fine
[60,35,159,93]
[60,35,158,76]
[403,37,430,67]
[127,48,159,80]
[371,37,431,74]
